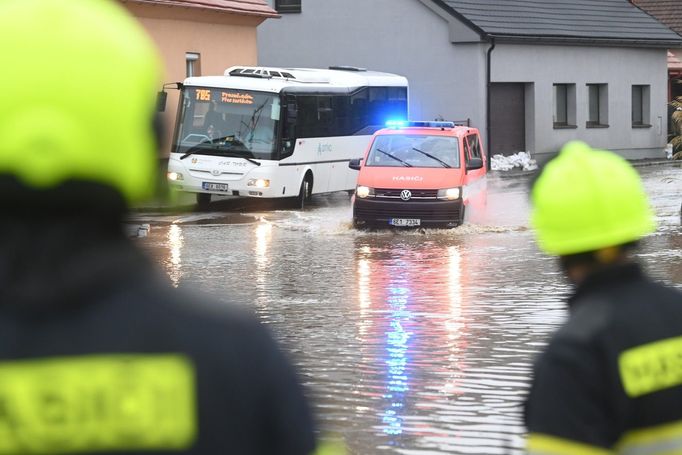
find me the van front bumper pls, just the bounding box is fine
[353,198,464,228]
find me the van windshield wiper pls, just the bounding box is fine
[375,148,412,167]
[412,147,451,168]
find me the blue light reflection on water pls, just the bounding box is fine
[382,280,413,436]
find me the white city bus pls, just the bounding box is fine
[166,66,408,207]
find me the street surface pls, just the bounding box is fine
[132,164,681,454]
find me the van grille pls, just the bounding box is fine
[375,188,438,200]
[354,199,461,222]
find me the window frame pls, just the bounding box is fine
[631,84,651,128]
[275,0,301,13]
[553,83,577,129]
[185,52,201,78]
[586,83,609,128]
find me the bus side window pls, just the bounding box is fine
[332,96,351,135]
[317,96,333,136]
[368,87,387,126]
[296,96,318,138]
[387,87,408,121]
[281,96,297,158]
[350,88,369,134]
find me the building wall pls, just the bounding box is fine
[120,2,265,156]
[258,0,488,138]
[259,1,669,160]
[492,44,669,160]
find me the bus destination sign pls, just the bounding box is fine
[194,88,254,105]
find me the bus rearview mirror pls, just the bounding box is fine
[156,91,168,112]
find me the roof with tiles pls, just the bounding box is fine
[632,0,682,36]
[435,0,682,46]
[126,0,278,18]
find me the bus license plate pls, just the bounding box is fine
[202,182,229,192]
[390,218,421,227]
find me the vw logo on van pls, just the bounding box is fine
[400,190,412,201]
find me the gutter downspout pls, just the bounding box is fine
[486,37,496,170]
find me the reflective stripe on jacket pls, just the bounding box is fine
[524,264,682,455]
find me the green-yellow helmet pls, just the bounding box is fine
[0,0,162,204]
[531,141,656,255]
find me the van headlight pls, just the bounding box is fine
[167,172,183,181]
[248,178,270,188]
[356,186,374,198]
[437,187,461,200]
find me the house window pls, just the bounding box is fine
[632,85,651,127]
[586,83,608,128]
[275,0,301,13]
[186,52,201,78]
[553,83,576,128]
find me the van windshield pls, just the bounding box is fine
[366,135,460,168]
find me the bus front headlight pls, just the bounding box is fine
[248,178,270,188]
[437,187,461,200]
[356,186,374,198]
[167,172,183,181]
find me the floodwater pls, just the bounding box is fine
[133,164,681,454]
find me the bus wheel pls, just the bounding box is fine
[297,175,312,209]
[196,192,211,210]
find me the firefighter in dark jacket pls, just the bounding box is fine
[525,141,682,455]
[0,1,317,454]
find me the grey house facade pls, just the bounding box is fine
[258,0,682,161]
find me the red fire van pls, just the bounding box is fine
[349,121,487,228]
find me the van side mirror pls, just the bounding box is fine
[466,157,483,171]
[348,158,363,170]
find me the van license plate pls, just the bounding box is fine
[390,218,421,227]
[202,182,229,192]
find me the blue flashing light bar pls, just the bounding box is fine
[385,120,408,128]
[385,120,456,129]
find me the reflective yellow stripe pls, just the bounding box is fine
[0,354,196,454]
[526,433,612,455]
[313,439,347,455]
[619,336,682,398]
[617,419,682,455]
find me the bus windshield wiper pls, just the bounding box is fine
[376,148,412,167]
[179,136,236,160]
[179,137,261,166]
[412,147,451,168]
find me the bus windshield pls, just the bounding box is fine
[366,135,460,168]
[173,87,280,160]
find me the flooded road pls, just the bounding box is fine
[133,164,681,454]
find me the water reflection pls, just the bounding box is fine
[135,167,679,454]
[166,224,183,287]
[382,280,411,437]
[255,222,272,271]
[354,238,482,450]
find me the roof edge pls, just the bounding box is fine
[427,0,488,40]
[488,33,682,49]
[125,0,279,19]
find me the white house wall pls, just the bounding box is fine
[258,0,488,134]
[492,43,669,160]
